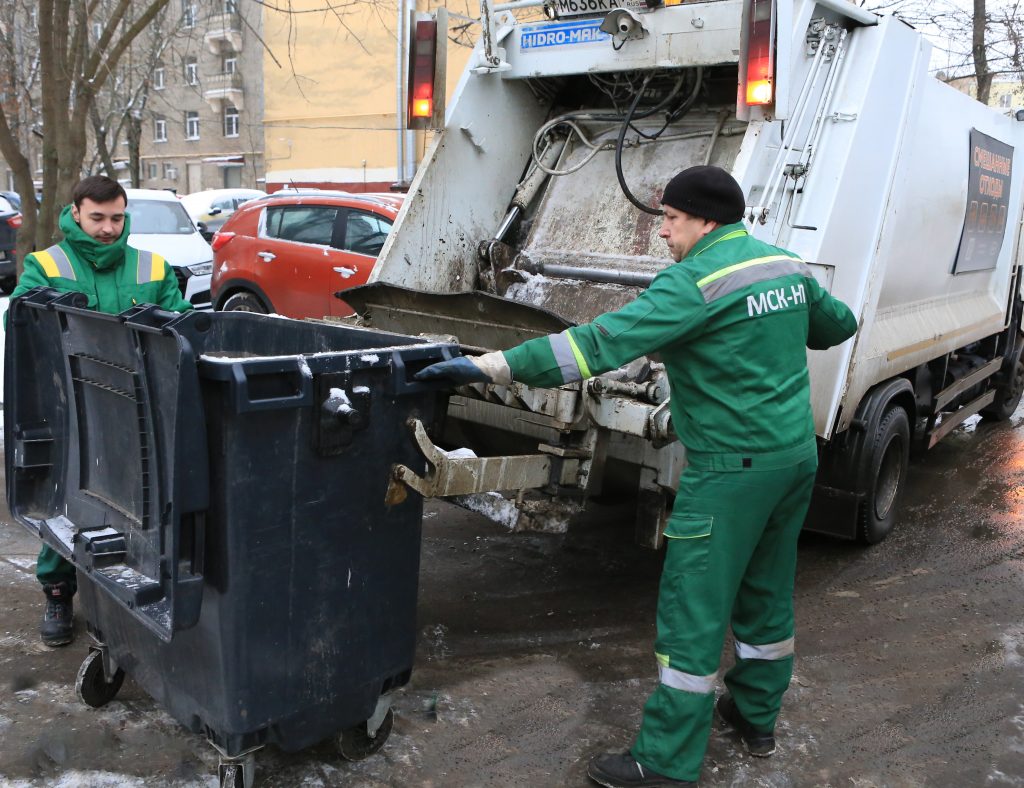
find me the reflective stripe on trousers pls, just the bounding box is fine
[658,664,718,695]
[734,636,794,661]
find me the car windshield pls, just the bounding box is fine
[126,199,195,235]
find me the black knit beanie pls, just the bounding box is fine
[661,165,746,224]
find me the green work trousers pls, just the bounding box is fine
[37,545,76,590]
[631,455,817,782]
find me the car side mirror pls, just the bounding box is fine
[208,207,222,216]
[197,221,213,242]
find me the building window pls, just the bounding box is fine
[223,106,239,138]
[184,57,198,86]
[222,55,237,74]
[185,111,200,140]
[1000,93,1012,109]
[153,66,165,90]
[92,21,103,39]
[183,2,197,27]
[6,171,14,191]
[147,162,158,179]
[154,117,167,142]
[224,0,238,13]
[163,162,177,180]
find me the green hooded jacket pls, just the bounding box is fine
[9,205,193,314]
[502,223,858,468]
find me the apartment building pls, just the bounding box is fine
[134,0,265,194]
[261,0,472,192]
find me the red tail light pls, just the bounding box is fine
[211,231,235,252]
[745,0,775,106]
[7,213,22,229]
[408,20,437,127]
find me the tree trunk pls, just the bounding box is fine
[974,0,993,104]
[90,104,118,180]
[127,116,142,188]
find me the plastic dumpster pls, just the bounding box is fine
[4,287,457,787]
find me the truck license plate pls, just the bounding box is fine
[553,0,646,18]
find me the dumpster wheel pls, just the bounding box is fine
[76,648,125,708]
[337,708,394,761]
[218,753,256,788]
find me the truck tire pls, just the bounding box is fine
[857,404,910,545]
[981,357,1024,421]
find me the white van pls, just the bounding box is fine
[125,188,213,310]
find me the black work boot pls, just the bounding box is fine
[716,694,776,757]
[587,753,697,787]
[40,582,75,647]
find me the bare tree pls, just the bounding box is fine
[868,0,1024,104]
[0,0,172,263]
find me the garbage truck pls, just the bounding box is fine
[346,0,1024,546]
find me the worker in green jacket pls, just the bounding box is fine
[9,175,192,647]
[416,165,858,787]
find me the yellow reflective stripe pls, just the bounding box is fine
[565,331,592,379]
[150,252,165,282]
[693,228,748,257]
[655,652,670,668]
[695,254,800,289]
[33,250,60,278]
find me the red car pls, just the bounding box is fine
[210,190,403,318]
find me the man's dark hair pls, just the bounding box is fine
[72,175,127,208]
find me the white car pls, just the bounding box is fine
[180,188,267,239]
[125,188,213,310]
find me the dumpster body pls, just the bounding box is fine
[4,288,455,773]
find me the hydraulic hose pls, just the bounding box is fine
[615,74,662,215]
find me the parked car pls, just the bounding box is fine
[211,190,403,319]
[180,188,267,241]
[0,194,23,294]
[125,188,213,310]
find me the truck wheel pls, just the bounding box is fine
[857,405,910,545]
[221,291,267,314]
[76,649,125,708]
[981,357,1024,421]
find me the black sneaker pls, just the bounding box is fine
[40,582,75,647]
[716,694,776,757]
[587,753,697,787]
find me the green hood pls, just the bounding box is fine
[58,204,133,271]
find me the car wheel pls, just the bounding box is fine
[0,276,15,295]
[221,291,267,314]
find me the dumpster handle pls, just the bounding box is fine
[228,358,315,412]
[390,346,457,395]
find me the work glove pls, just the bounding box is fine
[414,356,493,385]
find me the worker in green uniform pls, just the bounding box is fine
[416,165,858,786]
[9,175,192,647]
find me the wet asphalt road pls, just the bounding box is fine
[3,407,1024,787]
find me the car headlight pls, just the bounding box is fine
[188,261,213,276]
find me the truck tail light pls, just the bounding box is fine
[7,213,22,229]
[745,0,775,106]
[406,10,446,130]
[211,231,235,252]
[408,20,437,124]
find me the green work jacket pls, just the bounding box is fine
[503,223,858,469]
[10,206,192,315]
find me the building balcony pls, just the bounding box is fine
[204,12,242,54]
[204,72,245,112]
